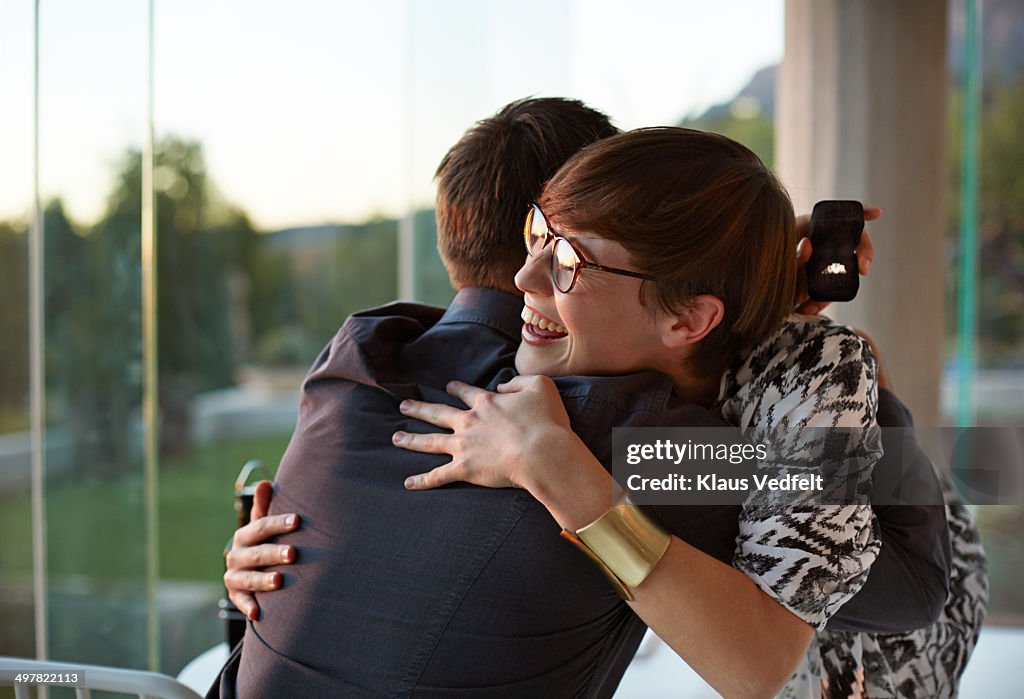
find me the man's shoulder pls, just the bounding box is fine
[553,372,673,418]
[554,372,727,429]
[334,300,451,356]
[344,301,448,338]
[307,292,521,391]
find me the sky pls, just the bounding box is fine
[0,0,784,230]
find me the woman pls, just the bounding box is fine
[392,127,985,697]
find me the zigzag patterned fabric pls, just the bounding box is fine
[715,314,986,698]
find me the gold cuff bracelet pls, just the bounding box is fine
[560,498,671,601]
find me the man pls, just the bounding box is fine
[213,98,950,697]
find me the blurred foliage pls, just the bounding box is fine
[0,220,29,433]
[679,109,775,169]
[413,208,456,308]
[44,198,142,477]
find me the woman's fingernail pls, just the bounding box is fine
[864,258,872,274]
[266,573,278,587]
[404,476,417,489]
[393,431,406,444]
[280,546,291,562]
[248,608,258,621]
[285,515,296,527]
[399,400,411,412]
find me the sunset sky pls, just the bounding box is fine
[0,0,783,229]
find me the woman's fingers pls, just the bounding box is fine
[495,375,533,393]
[496,374,555,394]
[227,590,259,621]
[796,237,812,265]
[224,568,281,592]
[857,229,875,275]
[404,462,462,490]
[250,480,274,520]
[392,430,454,454]
[226,543,295,571]
[795,213,811,239]
[224,568,281,621]
[234,513,299,547]
[445,380,490,405]
[398,398,462,429]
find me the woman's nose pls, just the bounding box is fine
[515,249,553,296]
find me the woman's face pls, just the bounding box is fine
[513,228,669,378]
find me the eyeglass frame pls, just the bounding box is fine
[524,203,657,293]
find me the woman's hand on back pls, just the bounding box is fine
[223,479,300,621]
[394,377,616,531]
[395,376,574,492]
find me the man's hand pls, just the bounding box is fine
[223,479,300,621]
[794,204,882,315]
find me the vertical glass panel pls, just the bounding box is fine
[947,0,1024,626]
[152,0,404,672]
[0,0,36,666]
[37,0,151,669]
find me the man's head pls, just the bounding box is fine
[434,97,618,293]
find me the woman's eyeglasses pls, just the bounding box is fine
[524,203,656,293]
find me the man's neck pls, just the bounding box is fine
[454,282,522,297]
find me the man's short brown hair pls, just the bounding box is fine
[435,98,618,290]
[539,127,797,376]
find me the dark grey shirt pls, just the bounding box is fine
[214,287,949,698]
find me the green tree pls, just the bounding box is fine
[0,220,29,432]
[679,112,775,168]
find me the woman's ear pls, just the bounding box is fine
[661,294,724,349]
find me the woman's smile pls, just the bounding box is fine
[520,305,568,345]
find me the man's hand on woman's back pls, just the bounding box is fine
[223,480,300,620]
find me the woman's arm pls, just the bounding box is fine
[396,377,812,698]
[825,331,951,632]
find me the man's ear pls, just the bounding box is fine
[661,294,724,349]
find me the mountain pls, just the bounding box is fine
[692,64,776,124]
[689,0,1023,124]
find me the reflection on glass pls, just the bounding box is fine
[37,0,150,670]
[0,0,37,666]
[946,0,1024,625]
[151,0,406,671]
[2,0,836,679]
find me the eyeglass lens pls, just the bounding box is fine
[552,238,580,292]
[525,205,582,292]
[526,206,549,256]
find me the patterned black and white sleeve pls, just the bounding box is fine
[716,314,883,630]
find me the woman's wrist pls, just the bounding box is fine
[523,427,620,531]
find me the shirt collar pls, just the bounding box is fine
[438,287,523,341]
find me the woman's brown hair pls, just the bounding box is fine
[539,127,797,376]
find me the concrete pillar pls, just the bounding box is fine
[778,0,950,425]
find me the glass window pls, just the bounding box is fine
[946,0,1024,627]
[0,0,36,667]
[0,0,788,676]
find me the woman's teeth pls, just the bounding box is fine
[521,307,567,334]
